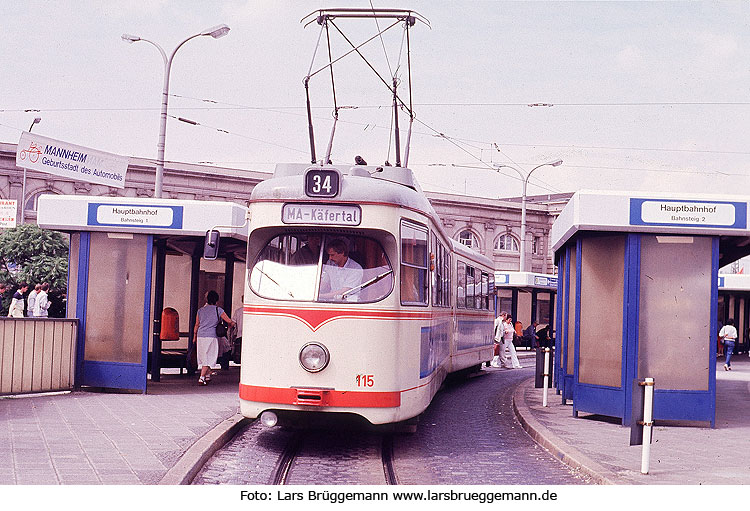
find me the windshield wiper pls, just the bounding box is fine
[254,265,295,298]
[342,269,393,299]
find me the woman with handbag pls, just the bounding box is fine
[193,290,236,385]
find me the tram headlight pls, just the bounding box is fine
[299,342,330,372]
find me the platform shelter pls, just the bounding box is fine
[551,190,750,426]
[717,273,750,355]
[37,195,248,392]
[494,271,556,348]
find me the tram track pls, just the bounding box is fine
[269,430,399,485]
[270,431,304,485]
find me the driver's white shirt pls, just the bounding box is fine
[323,257,363,300]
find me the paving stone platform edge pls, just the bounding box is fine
[512,378,618,485]
[159,413,252,485]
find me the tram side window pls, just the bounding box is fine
[431,234,441,307]
[432,235,451,308]
[481,272,489,310]
[457,261,466,309]
[251,233,393,303]
[487,273,494,312]
[465,265,475,309]
[445,254,452,307]
[400,221,428,305]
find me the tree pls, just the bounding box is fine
[0,224,68,314]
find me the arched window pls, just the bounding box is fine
[457,229,480,250]
[494,233,519,252]
[25,190,59,212]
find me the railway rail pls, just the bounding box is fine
[193,420,401,485]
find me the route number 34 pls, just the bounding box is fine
[356,374,374,387]
[305,169,339,198]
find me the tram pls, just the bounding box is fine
[233,163,495,427]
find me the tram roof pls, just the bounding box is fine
[551,190,750,266]
[252,163,434,214]
[253,164,493,268]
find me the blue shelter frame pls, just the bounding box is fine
[555,232,719,426]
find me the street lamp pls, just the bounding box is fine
[20,117,42,225]
[494,160,563,272]
[122,24,230,198]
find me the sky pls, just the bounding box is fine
[2,0,750,200]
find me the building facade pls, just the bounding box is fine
[0,142,567,274]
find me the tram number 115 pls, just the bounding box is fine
[356,374,374,387]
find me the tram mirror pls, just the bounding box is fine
[204,229,220,260]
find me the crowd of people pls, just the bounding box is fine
[2,281,61,318]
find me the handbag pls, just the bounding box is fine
[218,335,232,354]
[215,306,228,338]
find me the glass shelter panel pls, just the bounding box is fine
[536,292,551,326]
[67,233,79,318]
[638,235,712,390]
[497,288,512,315]
[559,253,567,372]
[578,236,625,388]
[517,290,532,331]
[566,247,577,375]
[84,232,148,363]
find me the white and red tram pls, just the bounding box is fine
[238,163,495,427]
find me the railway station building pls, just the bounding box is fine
[0,141,567,274]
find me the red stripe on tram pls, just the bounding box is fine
[239,384,401,408]
[243,305,432,331]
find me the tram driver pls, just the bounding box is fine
[319,238,363,302]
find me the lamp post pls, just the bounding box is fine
[494,160,563,272]
[20,117,42,225]
[122,24,230,198]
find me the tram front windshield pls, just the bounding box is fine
[251,233,394,303]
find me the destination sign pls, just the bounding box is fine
[630,198,747,229]
[282,203,361,226]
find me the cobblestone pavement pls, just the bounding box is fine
[195,418,390,484]
[286,431,385,485]
[193,420,293,485]
[195,353,591,485]
[393,364,592,485]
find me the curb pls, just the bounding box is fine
[512,378,619,485]
[159,413,251,485]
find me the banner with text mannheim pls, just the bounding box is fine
[16,132,128,189]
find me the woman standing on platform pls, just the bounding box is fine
[503,316,523,369]
[193,290,236,385]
